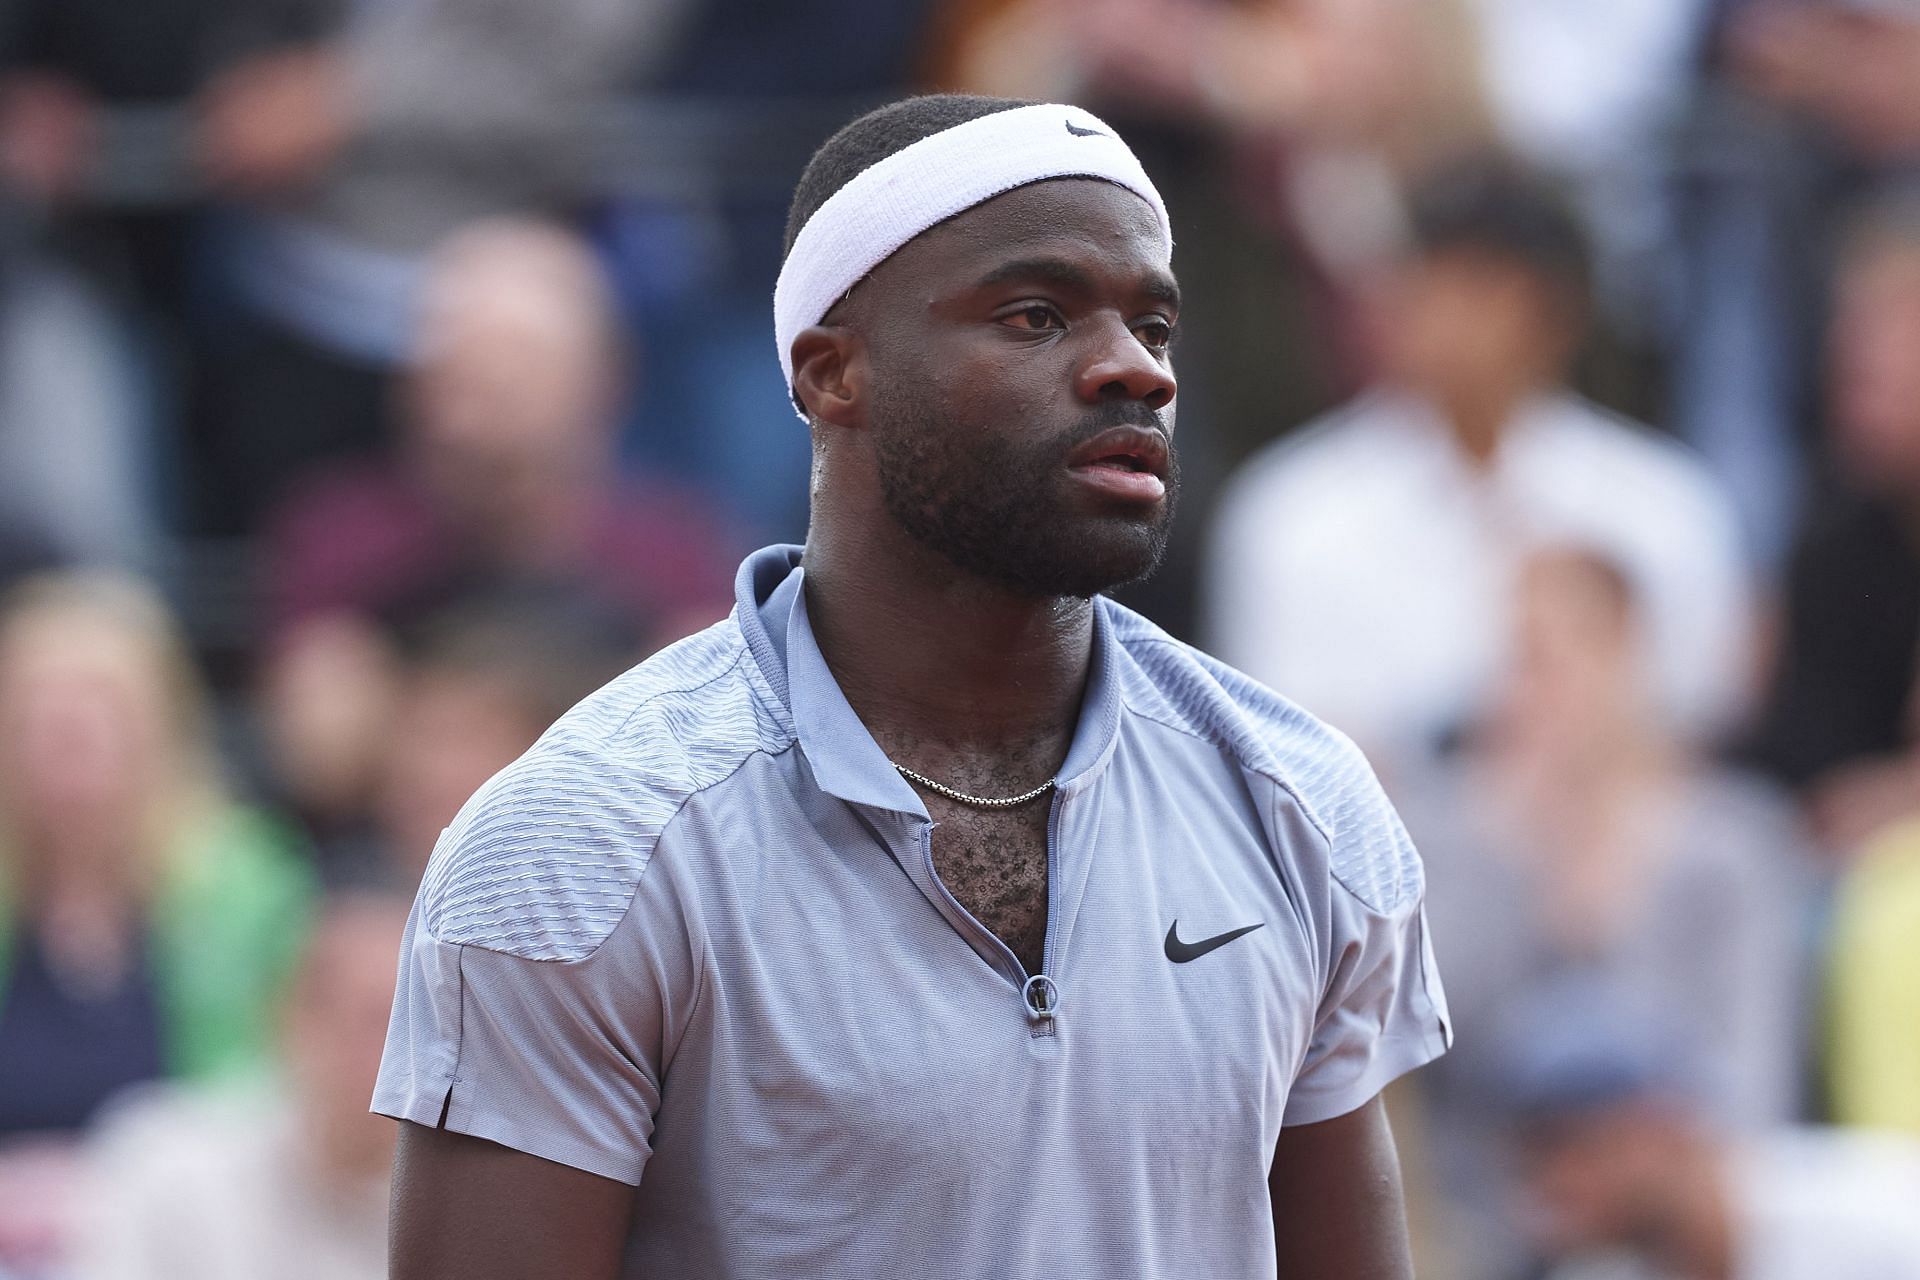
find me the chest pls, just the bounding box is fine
[926,800,1052,974]
[646,764,1327,1257]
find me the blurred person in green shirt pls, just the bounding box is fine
[0,573,313,1273]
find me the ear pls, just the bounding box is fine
[790,325,867,430]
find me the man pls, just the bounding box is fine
[375,94,1450,1278]
[263,217,735,644]
[1205,157,1748,769]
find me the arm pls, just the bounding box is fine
[1268,1096,1413,1279]
[391,1122,635,1280]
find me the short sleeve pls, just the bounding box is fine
[1282,884,1450,1126]
[372,814,704,1186]
[1278,739,1451,1127]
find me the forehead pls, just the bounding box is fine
[863,177,1172,302]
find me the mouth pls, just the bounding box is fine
[1065,425,1170,504]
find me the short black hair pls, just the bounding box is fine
[1406,154,1591,306]
[783,94,1035,260]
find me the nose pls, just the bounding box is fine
[1074,318,1176,413]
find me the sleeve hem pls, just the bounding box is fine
[371,1075,453,1129]
[372,1077,647,1186]
[444,1090,647,1186]
[1279,1022,1449,1128]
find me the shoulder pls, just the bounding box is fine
[418,615,795,961]
[1219,396,1402,510]
[1105,602,1421,914]
[1542,396,1730,507]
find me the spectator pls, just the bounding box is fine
[0,573,313,1269]
[263,218,736,646]
[1399,547,1812,1279]
[1826,817,1920,1136]
[1465,0,1710,334]
[309,595,640,884]
[1674,1,1920,574]
[254,222,732,859]
[1206,157,1750,766]
[0,0,304,563]
[189,0,695,532]
[67,890,410,1280]
[1746,196,1920,852]
[0,255,154,570]
[1505,990,1920,1280]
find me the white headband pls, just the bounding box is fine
[774,102,1172,418]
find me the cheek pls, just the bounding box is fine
[881,326,1067,422]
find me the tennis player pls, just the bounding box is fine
[376,94,1450,1278]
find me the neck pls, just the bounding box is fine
[800,520,1094,769]
[1431,378,1541,468]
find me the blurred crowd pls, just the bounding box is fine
[1,1,1919,1277]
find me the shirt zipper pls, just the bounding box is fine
[1032,789,1064,1037]
[915,801,1063,1036]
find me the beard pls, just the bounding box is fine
[871,391,1179,599]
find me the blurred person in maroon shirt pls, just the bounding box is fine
[263,217,736,641]
[65,891,411,1280]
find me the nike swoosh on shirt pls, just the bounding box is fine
[1164,920,1265,964]
[1065,119,1111,138]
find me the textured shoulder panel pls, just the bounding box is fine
[1107,604,1422,914]
[419,615,795,961]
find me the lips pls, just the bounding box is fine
[1065,425,1170,479]
[1064,425,1171,504]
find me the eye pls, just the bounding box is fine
[1135,317,1175,351]
[1000,303,1063,332]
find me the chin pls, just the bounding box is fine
[988,520,1170,600]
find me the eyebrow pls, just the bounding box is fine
[973,256,1181,310]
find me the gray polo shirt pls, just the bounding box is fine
[374,544,1450,1278]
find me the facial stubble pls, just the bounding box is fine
[871,391,1178,600]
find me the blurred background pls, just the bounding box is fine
[0,0,1918,1276]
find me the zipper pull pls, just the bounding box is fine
[1022,973,1060,1022]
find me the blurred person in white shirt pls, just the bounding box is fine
[65,892,409,1280]
[1205,156,1750,770]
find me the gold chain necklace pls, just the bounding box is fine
[892,762,1057,809]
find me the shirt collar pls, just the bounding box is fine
[733,544,1124,814]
